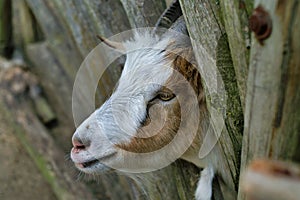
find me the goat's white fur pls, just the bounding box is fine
[196,166,214,200]
[71,31,215,200]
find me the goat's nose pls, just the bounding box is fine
[72,136,90,153]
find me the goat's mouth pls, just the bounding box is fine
[74,152,117,170]
[76,159,99,168]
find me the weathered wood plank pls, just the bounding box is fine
[120,0,166,27]
[179,1,244,197]
[12,0,37,48]
[26,42,74,140]
[25,0,132,124]
[220,0,252,110]
[25,0,83,80]
[239,0,300,199]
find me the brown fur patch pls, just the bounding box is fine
[166,46,204,102]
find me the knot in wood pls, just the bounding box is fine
[249,5,272,44]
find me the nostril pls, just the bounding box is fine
[72,139,85,148]
[72,137,90,153]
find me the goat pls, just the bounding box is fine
[70,3,233,200]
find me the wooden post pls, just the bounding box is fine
[179,0,244,197]
[220,0,253,110]
[238,0,300,199]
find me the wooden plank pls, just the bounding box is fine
[238,0,300,199]
[12,0,36,47]
[220,0,252,110]
[25,0,132,121]
[50,0,131,106]
[120,0,166,27]
[179,1,244,197]
[25,0,83,80]
[26,42,74,136]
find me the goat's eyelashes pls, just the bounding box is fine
[157,92,175,101]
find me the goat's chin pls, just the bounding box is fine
[71,150,118,174]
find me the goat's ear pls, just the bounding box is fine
[97,35,125,53]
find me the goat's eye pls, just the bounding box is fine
[157,92,175,101]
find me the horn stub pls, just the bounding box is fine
[155,0,183,29]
